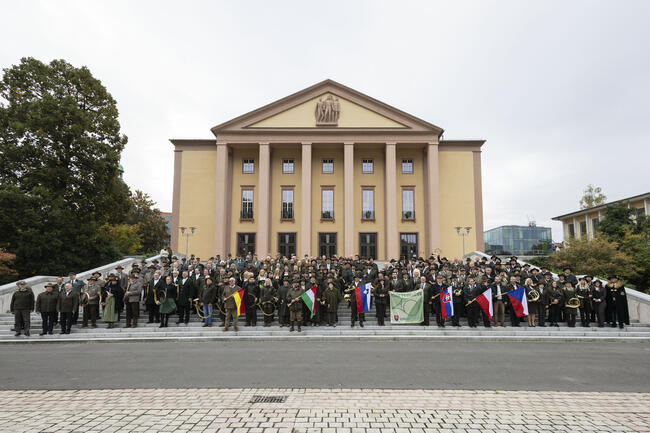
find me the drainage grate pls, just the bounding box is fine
[249,395,287,404]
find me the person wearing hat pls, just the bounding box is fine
[10,281,35,337]
[81,276,101,328]
[373,273,389,326]
[591,280,607,327]
[563,267,578,287]
[36,282,58,335]
[176,270,195,326]
[548,280,563,327]
[115,266,128,289]
[286,280,304,332]
[221,277,240,331]
[65,272,85,325]
[576,277,592,327]
[562,280,579,327]
[605,276,629,329]
[123,272,143,328]
[101,275,123,329]
[145,271,163,324]
[535,280,549,327]
[344,274,365,328]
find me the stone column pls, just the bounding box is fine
[213,143,229,256]
[301,143,312,257]
[385,142,398,260]
[344,142,355,258]
[426,142,441,255]
[258,143,271,258]
[473,150,485,252]
[171,149,183,252]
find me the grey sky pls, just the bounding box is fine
[2,0,649,241]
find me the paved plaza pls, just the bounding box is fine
[1,388,649,433]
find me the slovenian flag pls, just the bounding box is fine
[476,287,493,320]
[507,286,529,317]
[301,285,318,318]
[440,287,454,319]
[356,283,371,314]
[233,289,246,317]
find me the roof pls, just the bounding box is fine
[552,192,650,220]
[484,225,551,233]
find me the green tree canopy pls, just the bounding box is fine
[0,58,167,283]
[579,184,607,209]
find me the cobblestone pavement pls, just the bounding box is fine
[1,388,649,432]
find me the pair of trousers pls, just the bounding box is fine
[148,305,160,323]
[14,310,30,333]
[537,304,547,325]
[376,303,386,325]
[579,304,592,326]
[452,303,462,326]
[82,304,99,326]
[508,304,520,326]
[494,300,505,325]
[594,300,607,326]
[246,307,257,325]
[549,304,560,323]
[177,305,190,323]
[72,306,79,324]
[467,303,480,326]
[224,308,237,329]
[125,301,139,325]
[41,312,56,334]
[567,312,577,327]
[202,304,213,324]
[60,312,73,333]
[327,311,337,325]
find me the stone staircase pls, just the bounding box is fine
[3,301,650,343]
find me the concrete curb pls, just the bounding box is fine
[2,335,650,344]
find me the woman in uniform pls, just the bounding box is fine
[157,275,177,328]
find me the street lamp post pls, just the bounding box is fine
[179,226,196,256]
[455,226,472,257]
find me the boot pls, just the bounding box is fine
[351,320,355,328]
[290,322,295,332]
[359,321,364,328]
[159,321,165,328]
[298,324,301,332]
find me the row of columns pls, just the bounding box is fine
[213,142,441,259]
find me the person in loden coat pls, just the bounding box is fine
[58,283,79,334]
[36,282,59,335]
[591,280,607,327]
[10,281,35,337]
[176,270,195,325]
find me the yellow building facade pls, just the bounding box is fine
[171,80,485,260]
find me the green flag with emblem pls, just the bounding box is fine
[389,289,424,324]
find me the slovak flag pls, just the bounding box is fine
[440,287,454,319]
[356,283,371,314]
[507,286,529,317]
[476,287,493,321]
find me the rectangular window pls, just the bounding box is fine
[362,159,374,174]
[243,159,254,174]
[322,159,334,174]
[321,188,334,220]
[580,221,587,236]
[402,159,413,174]
[241,189,254,220]
[278,232,296,257]
[282,159,294,174]
[237,233,256,256]
[568,223,575,238]
[359,232,377,260]
[400,233,418,259]
[319,232,337,257]
[362,189,374,220]
[281,189,294,220]
[402,188,415,220]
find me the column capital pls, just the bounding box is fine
[301,142,312,145]
[385,141,397,146]
[343,141,355,145]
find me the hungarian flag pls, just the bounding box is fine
[507,286,529,317]
[301,285,318,318]
[233,289,246,317]
[356,283,371,314]
[475,287,493,321]
[440,287,454,319]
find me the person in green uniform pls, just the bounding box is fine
[36,282,58,335]
[286,281,304,332]
[322,282,341,327]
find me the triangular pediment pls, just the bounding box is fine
[211,79,443,135]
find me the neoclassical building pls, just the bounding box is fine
[171,80,485,260]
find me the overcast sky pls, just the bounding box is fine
[3,0,649,241]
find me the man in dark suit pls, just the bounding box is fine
[431,274,447,327]
[57,283,79,334]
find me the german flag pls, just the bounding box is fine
[233,289,246,317]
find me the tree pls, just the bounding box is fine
[127,190,168,254]
[0,249,18,285]
[579,184,607,209]
[0,58,129,278]
[548,237,638,281]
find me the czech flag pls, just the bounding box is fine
[440,287,454,319]
[476,287,493,321]
[233,289,246,317]
[356,283,371,314]
[507,286,529,317]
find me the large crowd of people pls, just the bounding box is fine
[9,253,630,337]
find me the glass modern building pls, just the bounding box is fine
[484,225,552,256]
